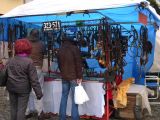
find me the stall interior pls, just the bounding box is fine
[0,16,152,82]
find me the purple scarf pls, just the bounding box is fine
[17,53,29,57]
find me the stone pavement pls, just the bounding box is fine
[0,87,10,120]
[1,87,160,120]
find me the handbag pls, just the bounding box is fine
[74,83,89,104]
[0,67,7,87]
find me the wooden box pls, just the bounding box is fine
[119,93,142,120]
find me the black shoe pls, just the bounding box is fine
[25,113,34,119]
[32,111,38,117]
[25,111,38,119]
[38,115,44,120]
[38,111,45,120]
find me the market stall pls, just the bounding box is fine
[0,0,160,119]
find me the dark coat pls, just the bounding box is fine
[6,56,42,97]
[57,41,83,80]
[29,40,44,67]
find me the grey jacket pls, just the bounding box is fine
[6,56,42,97]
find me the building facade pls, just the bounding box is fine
[24,0,33,3]
[0,0,33,15]
[0,0,24,15]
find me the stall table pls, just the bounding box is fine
[127,84,151,115]
[42,76,151,119]
[43,77,105,118]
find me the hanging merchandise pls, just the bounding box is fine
[128,25,140,58]
[0,17,130,84]
[46,31,54,74]
[97,19,106,68]
[37,18,130,80]
[109,25,128,75]
[140,25,152,66]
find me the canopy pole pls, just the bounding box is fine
[26,20,154,25]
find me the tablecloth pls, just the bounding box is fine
[42,80,151,117]
[127,84,152,115]
[43,80,105,117]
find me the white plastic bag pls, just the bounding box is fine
[74,83,89,104]
[42,58,49,72]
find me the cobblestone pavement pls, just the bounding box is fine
[0,87,160,120]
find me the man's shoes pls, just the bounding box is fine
[25,113,34,119]
[38,111,45,120]
[25,111,38,119]
[38,115,44,120]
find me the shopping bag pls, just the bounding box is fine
[0,67,7,87]
[74,83,89,104]
[42,58,49,72]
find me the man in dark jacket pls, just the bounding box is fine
[26,29,45,119]
[57,36,83,120]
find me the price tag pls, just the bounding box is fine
[43,21,61,31]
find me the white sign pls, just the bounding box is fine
[43,21,61,31]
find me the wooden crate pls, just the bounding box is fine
[119,93,142,120]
